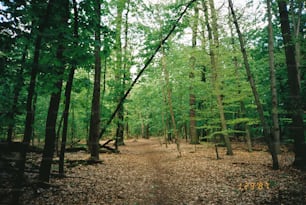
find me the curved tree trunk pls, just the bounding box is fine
[58,0,79,176]
[39,0,70,182]
[12,4,54,204]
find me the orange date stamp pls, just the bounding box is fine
[238,182,270,191]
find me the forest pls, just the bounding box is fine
[0,0,305,204]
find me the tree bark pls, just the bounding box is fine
[290,0,303,88]
[123,0,130,141]
[228,0,279,169]
[189,4,199,145]
[39,0,70,182]
[277,0,305,170]
[205,0,233,155]
[162,46,181,156]
[267,0,281,154]
[59,0,79,175]
[88,0,102,161]
[114,0,126,147]
[20,0,53,176]
[227,9,252,152]
[12,3,54,203]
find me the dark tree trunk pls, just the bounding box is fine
[277,0,305,170]
[115,106,125,146]
[21,0,52,171]
[55,112,64,156]
[58,0,79,176]
[88,0,101,161]
[267,0,281,154]
[39,0,70,182]
[12,1,54,203]
[39,80,63,181]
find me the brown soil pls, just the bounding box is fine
[8,138,306,204]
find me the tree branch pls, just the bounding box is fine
[98,0,197,139]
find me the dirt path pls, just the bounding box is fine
[19,138,306,205]
[121,139,181,205]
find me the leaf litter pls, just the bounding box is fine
[1,138,306,205]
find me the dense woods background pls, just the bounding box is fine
[0,0,305,204]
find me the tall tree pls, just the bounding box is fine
[122,0,131,141]
[290,0,304,88]
[59,0,79,175]
[88,0,102,161]
[277,0,305,170]
[228,0,279,169]
[162,45,181,156]
[114,0,126,147]
[227,7,252,152]
[189,4,199,144]
[12,2,55,198]
[205,0,233,155]
[267,0,280,154]
[39,0,70,182]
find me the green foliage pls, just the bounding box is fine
[0,0,304,145]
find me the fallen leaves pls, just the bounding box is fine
[1,138,306,205]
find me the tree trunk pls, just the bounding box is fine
[205,0,233,155]
[228,0,279,169]
[88,0,102,161]
[228,10,252,152]
[6,44,28,142]
[290,0,303,88]
[39,0,70,182]
[162,46,181,156]
[59,0,79,175]
[189,5,199,144]
[39,80,63,181]
[20,0,53,175]
[161,75,170,145]
[121,0,131,143]
[12,2,54,203]
[267,0,281,154]
[114,0,126,147]
[140,113,145,139]
[161,108,168,147]
[55,112,64,156]
[277,0,305,170]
